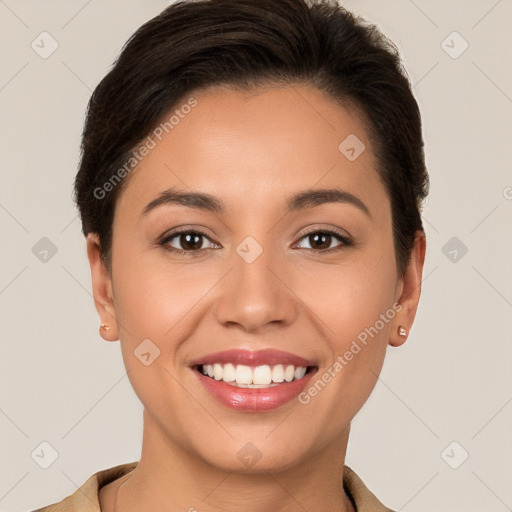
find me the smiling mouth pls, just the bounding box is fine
[195,363,316,388]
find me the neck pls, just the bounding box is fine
[113,410,355,512]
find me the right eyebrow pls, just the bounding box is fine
[142,189,223,217]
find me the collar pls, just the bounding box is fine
[34,461,395,511]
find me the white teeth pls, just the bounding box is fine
[271,364,285,383]
[253,365,272,385]
[213,363,223,380]
[284,365,295,382]
[200,363,309,387]
[222,363,236,383]
[294,367,307,380]
[235,364,253,384]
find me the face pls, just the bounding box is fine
[88,83,425,473]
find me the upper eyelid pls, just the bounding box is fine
[161,228,219,247]
[161,226,216,240]
[297,225,351,239]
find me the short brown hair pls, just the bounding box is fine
[74,0,429,275]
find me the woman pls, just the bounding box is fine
[35,0,428,510]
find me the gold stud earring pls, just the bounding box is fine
[398,326,407,337]
[100,323,111,332]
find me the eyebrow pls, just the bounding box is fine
[141,187,370,218]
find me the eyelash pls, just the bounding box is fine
[159,227,353,257]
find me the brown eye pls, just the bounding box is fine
[176,232,204,251]
[295,230,352,252]
[161,230,217,254]
[307,232,334,250]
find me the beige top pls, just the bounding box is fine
[32,461,395,511]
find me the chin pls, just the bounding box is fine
[190,435,314,475]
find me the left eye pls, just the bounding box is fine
[294,230,350,252]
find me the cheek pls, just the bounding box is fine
[112,249,215,341]
[297,244,397,405]
[111,255,219,405]
[112,258,201,423]
[298,246,398,344]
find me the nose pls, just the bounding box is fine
[213,247,298,333]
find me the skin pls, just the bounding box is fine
[88,82,426,512]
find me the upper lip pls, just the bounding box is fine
[189,349,316,368]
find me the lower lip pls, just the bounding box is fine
[194,368,317,412]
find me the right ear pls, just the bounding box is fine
[86,233,119,341]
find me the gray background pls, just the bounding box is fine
[1,1,511,511]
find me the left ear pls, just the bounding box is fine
[389,230,427,347]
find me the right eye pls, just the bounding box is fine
[160,229,220,256]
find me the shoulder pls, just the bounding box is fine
[31,461,138,512]
[343,465,396,512]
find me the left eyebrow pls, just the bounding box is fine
[285,187,371,218]
[141,186,370,218]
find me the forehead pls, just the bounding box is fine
[115,83,388,221]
